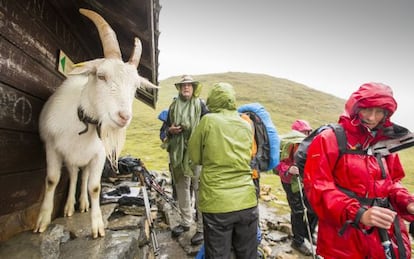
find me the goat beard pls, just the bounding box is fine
[99,124,126,172]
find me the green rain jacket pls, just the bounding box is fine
[188,82,258,213]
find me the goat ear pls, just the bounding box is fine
[137,76,160,89]
[68,59,105,75]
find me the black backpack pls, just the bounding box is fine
[237,103,280,172]
[294,123,350,176]
[242,111,270,172]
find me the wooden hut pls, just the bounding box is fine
[0,0,160,241]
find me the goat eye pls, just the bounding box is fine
[97,74,107,81]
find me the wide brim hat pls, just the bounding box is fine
[174,75,200,88]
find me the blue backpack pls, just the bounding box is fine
[238,103,280,172]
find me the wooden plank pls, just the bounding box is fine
[0,169,45,215]
[0,203,39,242]
[0,168,69,216]
[0,38,63,100]
[0,1,56,69]
[0,82,43,132]
[0,170,69,241]
[0,130,45,175]
[0,0,91,63]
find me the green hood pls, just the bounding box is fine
[279,130,307,160]
[206,82,237,112]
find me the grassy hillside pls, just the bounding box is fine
[122,72,414,192]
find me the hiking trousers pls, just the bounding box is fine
[282,182,318,245]
[172,165,203,231]
[202,206,258,259]
[172,167,192,227]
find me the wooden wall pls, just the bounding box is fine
[0,0,159,241]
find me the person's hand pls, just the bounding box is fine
[360,206,397,229]
[407,202,414,214]
[288,165,299,175]
[168,124,183,135]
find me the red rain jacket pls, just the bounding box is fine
[303,83,414,259]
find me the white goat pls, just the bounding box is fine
[33,8,158,238]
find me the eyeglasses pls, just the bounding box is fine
[180,83,193,88]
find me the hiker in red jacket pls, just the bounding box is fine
[303,82,414,259]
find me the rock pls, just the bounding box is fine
[276,253,299,259]
[0,225,68,259]
[107,214,142,231]
[59,230,141,259]
[265,230,290,243]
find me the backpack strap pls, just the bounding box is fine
[328,123,367,169]
[329,123,347,155]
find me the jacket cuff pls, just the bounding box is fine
[354,206,368,226]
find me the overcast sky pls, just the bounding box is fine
[157,0,414,130]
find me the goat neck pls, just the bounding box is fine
[78,77,101,131]
[77,106,101,138]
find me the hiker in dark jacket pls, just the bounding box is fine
[303,82,414,259]
[188,82,258,259]
[275,119,317,256]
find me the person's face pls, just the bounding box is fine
[180,83,193,100]
[300,130,312,136]
[358,107,386,129]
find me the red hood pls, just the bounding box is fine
[340,82,397,128]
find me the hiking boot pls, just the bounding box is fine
[190,231,204,245]
[291,241,312,256]
[171,225,190,237]
[306,235,317,245]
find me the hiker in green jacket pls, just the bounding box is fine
[188,82,258,259]
[166,75,208,245]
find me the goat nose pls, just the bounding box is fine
[118,111,131,123]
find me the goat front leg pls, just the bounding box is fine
[78,168,90,212]
[34,147,62,233]
[87,154,106,238]
[64,165,79,217]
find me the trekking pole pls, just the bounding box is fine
[378,228,394,259]
[142,186,160,257]
[297,175,316,259]
[136,162,182,216]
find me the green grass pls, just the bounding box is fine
[122,72,414,197]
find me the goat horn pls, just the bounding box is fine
[128,38,142,68]
[79,8,122,60]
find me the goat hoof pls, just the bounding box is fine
[64,207,75,217]
[92,217,105,238]
[92,228,106,239]
[79,206,89,213]
[34,213,51,233]
[33,223,48,233]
